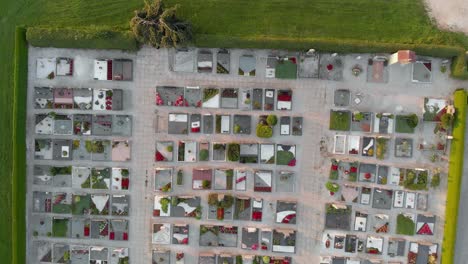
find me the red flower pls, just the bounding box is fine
[350,166,358,173]
[287,158,296,167]
[155,151,165,161]
[121,178,129,189]
[331,164,338,171]
[364,172,371,179]
[327,64,334,71]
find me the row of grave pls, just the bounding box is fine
[331,183,429,212]
[332,135,423,159]
[32,165,130,191]
[325,204,435,236]
[31,241,129,264]
[154,250,292,264]
[174,49,435,84]
[155,167,295,193]
[156,141,296,166]
[36,57,133,81]
[320,240,437,264]
[35,113,132,136]
[32,191,129,217]
[34,138,131,162]
[34,87,126,111]
[330,159,438,191]
[30,214,129,241]
[174,48,302,79]
[153,223,297,254]
[166,113,302,136]
[153,194,295,224]
[157,86,293,111]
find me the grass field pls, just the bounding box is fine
[1,0,467,263]
[442,89,466,264]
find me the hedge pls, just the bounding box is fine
[12,27,28,264]
[451,52,468,80]
[26,26,138,51]
[194,34,468,79]
[442,89,466,264]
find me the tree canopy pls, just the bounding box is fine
[130,0,191,48]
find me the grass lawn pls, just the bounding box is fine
[72,194,91,215]
[396,214,415,235]
[1,0,468,262]
[329,110,351,131]
[52,218,69,237]
[52,204,72,214]
[395,115,416,133]
[442,89,466,264]
[276,150,295,165]
[276,61,297,79]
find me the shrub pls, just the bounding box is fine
[325,181,340,192]
[160,198,170,213]
[376,138,388,160]
[208,193,219,206]
[176,170,183,185]
[227,143,240,161]
[203,88,219,102]
[440,113,454,129]
[219,195,234,208]
[233,124,241,134]
[406,114,419,128]
[121,169,129,177]
[256,124,273,138]
[166,145,173,152]
[202,180,211,189]
[353,112,364,121]
[266,114,278,126]
[440,65,447,73]
[431,173,441,188]
[199,149,209,161]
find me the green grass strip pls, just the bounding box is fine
[26,26,138,51]
[442,89,466,264]
[12,27,28,264]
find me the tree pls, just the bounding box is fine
[266,114,278,126]
[130,0,192,48]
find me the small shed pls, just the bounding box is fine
[389,50,416,65]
